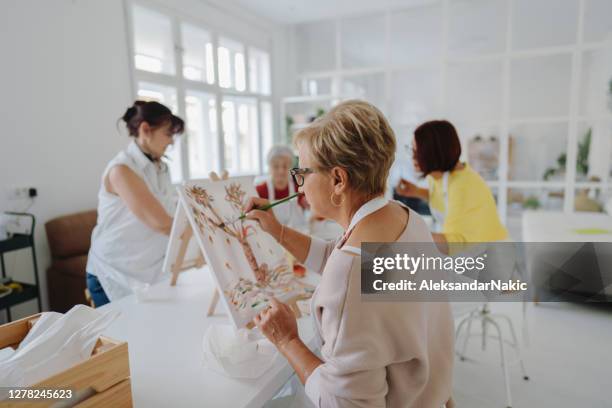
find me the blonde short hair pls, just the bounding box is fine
[294,100,396,196]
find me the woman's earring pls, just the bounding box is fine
[330,192,343,207]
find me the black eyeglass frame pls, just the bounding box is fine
[290,167,315,187]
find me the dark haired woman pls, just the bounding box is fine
[86,101,185,306]
[396,120,507,253]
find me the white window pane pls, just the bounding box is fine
[249,47,271,95]
[583,0,612,43]
[218,37,245,91]
[300,77,333,96]
[261,102,274,172]
[390,4,443,65]
[132,5,175,75]
[447,60,503,123]
[510,54,572,118]
[235,53,246,91]
[218,47,231,88]
[136,82,182,182]
[340,14,385,69]
[448,0,507,57]
[185,91,218,179]
[512,0,579,50]
[579,48,612,117]
[181,23,214,84]
[136,81,178,112]
[285,100,334,143]
[508,122,568,181]
[574,120,612,182]
[390,68,442,126]
[295,21,336,73]
[222,97,260,174]
[457,123,500,181]
[507,187,565,219]
[341,73,386,113]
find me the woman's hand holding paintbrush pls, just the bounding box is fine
[220,192,302,235]
[246,193,312,263]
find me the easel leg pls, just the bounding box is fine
[207,289,220,316]
[170,226,193,286]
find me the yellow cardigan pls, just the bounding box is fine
[428,164,508,243]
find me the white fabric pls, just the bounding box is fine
[304,364,322,406]
[340,245,361,255]
[0,347,15,362]
[86,141,176,301]
[429,171,449,233]
[202,324,277,379]
[344,196,388,236]
[266,176,305,229]
[304,236,333,274]
[0,305,119,395]
[304,195,391,407]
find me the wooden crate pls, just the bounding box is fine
[0,313,132,407]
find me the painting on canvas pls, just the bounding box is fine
[179,176,311,328]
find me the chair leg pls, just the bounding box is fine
[482,312,488,351]
[459,312,475,361]
[522,301,530,347]
[495,314,529,381]
[486,316,513,408]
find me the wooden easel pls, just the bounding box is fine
[169,171,229,316]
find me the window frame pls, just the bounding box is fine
[125,0,274,182]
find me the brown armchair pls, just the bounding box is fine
[45,210,97,312]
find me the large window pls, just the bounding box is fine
[129,3,273,181]
[289,0,612,235]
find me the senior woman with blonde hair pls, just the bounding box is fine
[246,100,454,408]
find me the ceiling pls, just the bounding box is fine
[227,0,437,24]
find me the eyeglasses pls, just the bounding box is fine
[290,167,315,187]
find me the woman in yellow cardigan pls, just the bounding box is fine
[396,120,507,253]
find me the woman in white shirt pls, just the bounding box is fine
[246,100,454,407]
[86,101,184,306]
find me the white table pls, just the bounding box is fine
[521,211,612,298]
[99,268,318,408]
[522,210,612,242]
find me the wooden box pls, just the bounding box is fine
[0,313,132,407]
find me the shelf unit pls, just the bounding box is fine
[0,213,42,322]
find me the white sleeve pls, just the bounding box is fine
[303,237,337,275]
[305,365,322,407]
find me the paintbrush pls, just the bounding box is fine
[217,192,302,228]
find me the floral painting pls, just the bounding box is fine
[178,176,311,328]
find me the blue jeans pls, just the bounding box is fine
[86,273,110,307]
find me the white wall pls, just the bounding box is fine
[0,0,289,321]
[0,0,132,321]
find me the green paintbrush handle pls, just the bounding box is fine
[239,192,301,220]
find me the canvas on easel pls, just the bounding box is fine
[163,172,230,287]
[177,176,313,329]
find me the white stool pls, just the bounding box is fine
[455,303,529,408]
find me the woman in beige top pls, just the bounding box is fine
[246,100,454,408]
